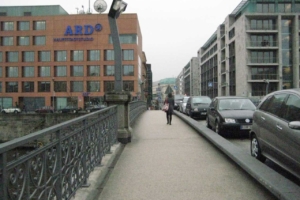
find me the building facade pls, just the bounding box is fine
[199,0,300,99]
[0,6,145,111]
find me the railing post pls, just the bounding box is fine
[105,91,132,144]
[55,130,62,199]
[0,153,7,200]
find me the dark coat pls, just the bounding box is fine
[166,97,175,114]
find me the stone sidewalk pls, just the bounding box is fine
[74,110,277,200]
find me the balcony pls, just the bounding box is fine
[247,41,278,48]
[246,25,277,32]
[248,57,278,65]
[248,74,279,81]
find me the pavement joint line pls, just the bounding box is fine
[174,111,300,200]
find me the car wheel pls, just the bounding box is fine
[251,134,266,162]
[206,117,212,129]
[14,110,18,114]
[215,120,223,135]
[73,110,77,113]
[189,110,193,118]
[2,110,6,114]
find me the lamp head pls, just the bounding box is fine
[108,0,127,18]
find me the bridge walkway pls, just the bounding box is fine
[84,110,275,200]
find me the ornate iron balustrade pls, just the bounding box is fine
[129,101,147,125]
[0,106,118,200]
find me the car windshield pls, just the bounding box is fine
[218,99,256,111]
[192,97,211,104]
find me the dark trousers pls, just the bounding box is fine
[166,112,172,124]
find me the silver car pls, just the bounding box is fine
[179,96,189,114]
[250,89,300,180]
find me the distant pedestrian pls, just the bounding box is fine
[23,105,27,113]
[165,93,175,125]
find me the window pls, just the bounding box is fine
[0,67,2,77]
[87,81,100,92]
[6,82,18,92]
[250,51,276,63]
[6,67,18,77]
[18,36,30,46]
[71,65,83,76]
[0,52,2,62]
[38,51,51,62]
[22,82,34,92]
[256,3,275,13]
[24,12,31,16]
[39,66,51,77]
[123,50,134,60]
[109,34,137,44]
[87,65,100,76]
[283,95,300,122]
[6,52,19,62]
[250,19,276,30]
[264,94,288,118]
[0,82,2,93]
[22,51,35,62]
[1,37,13,46]
[71,50,84,61]
[123,65,134,76]
[278,3,292,12]
[54,81,67,92]
[123,81,134,92]
[33,21,46,30]
[104,81,114,92]
[34,36,46,45]
[71,81,83,92]
[22,66,34,77]
[38,81,50,92]
[55,66,67,77]
[54,51,67,61]
[2,22,14,31]
[105,50,114,60]
[18,21,29,30]
[88,50,100,61]
[104,65,115,76]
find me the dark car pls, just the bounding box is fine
[58,105,81,113]
[185,96,212,119]
[206,96,256,136]
[250,89,300,180]
[174,94,184,111]
[35,106,54,113]
[85,104,107,113]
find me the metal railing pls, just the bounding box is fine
[248,74,278,80]
[0,102,146,200]
[129,101,147,125]
[248,41,277,47]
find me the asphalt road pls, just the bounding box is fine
[196,118,300,186]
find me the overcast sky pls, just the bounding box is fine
[2,0,243,81]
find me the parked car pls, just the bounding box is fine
[185,96,212,119]
[85,104,107,113]
[250,89,300,180]
[174,94,184,111]
[1,107,22,114]
[179,96,189,114]
[206,96,256,136]
[35,106,54,113]
[58,105,81,113]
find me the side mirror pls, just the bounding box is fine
[289,121,300,130]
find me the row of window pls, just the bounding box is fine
[0,21,45,31]
[256,2,300,13]
[0,81,134,93]
[0,65,134,77]
[1,36,45,46]
[0,49,134,62]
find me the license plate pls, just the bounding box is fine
[201,112,207,115]
[241,125,252,130]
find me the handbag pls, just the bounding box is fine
[162,103,169,111]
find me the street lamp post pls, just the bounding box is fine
[105,0,131,144]
[108,0,127,92]
[264,79,269,95]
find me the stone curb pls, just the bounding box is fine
[174,111,300,200]
[72,143,124,200]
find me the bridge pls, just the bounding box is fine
[0,101,299,200]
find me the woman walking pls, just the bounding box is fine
[165,93,175,125]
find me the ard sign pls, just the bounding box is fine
[54,24,103,42]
